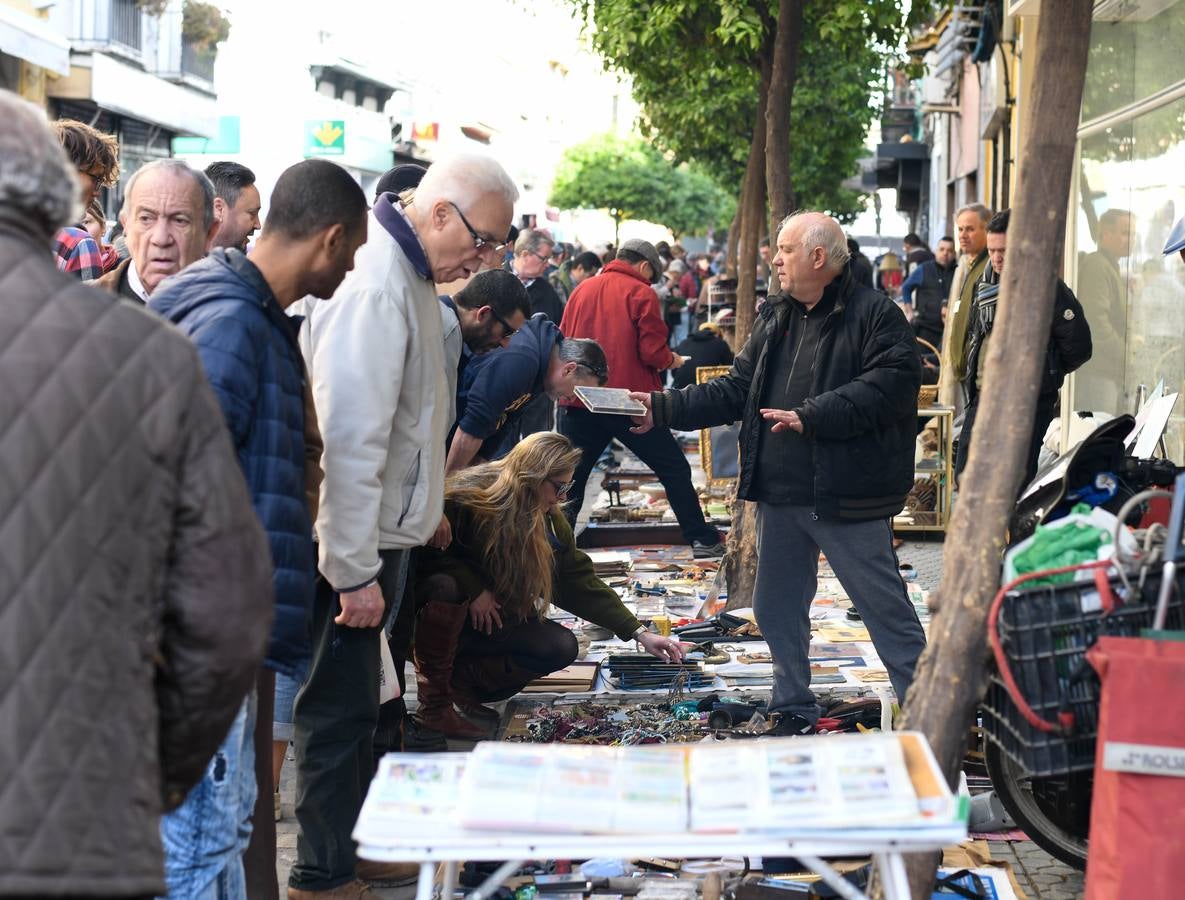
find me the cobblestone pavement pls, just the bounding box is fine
[273,535,1084,898]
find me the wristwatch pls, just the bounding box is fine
[632,624,649,641]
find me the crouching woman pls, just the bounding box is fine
[413,432,685,738]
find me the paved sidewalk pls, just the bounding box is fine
[898,538,1085,899]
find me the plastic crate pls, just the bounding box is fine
[982,569,1185,778]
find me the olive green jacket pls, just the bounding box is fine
[416,500,642,640]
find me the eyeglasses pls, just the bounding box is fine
[80,167,108,188]
[547,478,575,498]
[531,251,552,264]
[575,362,608,382]
[490,309,518,339]
[449,201,506,257]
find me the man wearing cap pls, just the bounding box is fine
[559,239,724,557]
[374,163,430,202]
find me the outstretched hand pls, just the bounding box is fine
[760,407,804,434]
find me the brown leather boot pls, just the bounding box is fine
[451,654,541,720]
[412,600,489,740]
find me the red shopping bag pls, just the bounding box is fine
[1085,635,1185,899]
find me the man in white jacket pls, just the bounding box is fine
[289,154,518,899]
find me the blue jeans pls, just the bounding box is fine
[273,672,302,744]
[160,691,257,900]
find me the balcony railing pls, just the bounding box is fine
[181,41,215,81]
[73,0,143,54]
[110,0,142,52]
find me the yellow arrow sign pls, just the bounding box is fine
[312,121,344,146]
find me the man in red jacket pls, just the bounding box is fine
[559,239,723,556]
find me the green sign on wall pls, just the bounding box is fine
[305,120,345,156]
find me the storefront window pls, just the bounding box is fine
[1074,94,1185,461]
[1082,2,1185,123]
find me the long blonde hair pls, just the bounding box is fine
[445,433,583,618]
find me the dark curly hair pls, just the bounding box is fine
[51,119,120,185]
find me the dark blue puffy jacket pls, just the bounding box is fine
[150,249,313,678]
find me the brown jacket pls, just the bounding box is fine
[92,254,143,303]
[0,219,273,896]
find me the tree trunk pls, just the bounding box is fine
[722,498,760,612]
[734,56,771,347]
[727,0,802,611]
[722,55,771,610]
[764,0,804,235]
[890,5,1095,897]
[726,208,741,278]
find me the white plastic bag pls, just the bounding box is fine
[378,637,401,704]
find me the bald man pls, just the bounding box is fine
[630,211,926,736]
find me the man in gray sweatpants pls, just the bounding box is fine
[631,211,926,735]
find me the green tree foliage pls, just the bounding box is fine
[548,133,733,237]
[568,0,928,221]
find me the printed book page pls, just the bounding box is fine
[687,743,768,832]
[352,753,468,845]
[458,743,619,832]
[612,745,691,832]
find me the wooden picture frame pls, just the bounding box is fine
[696,365,739,487]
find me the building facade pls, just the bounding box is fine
[907,0,1185,460]
[0,1,71,104]
[1,0,222,218]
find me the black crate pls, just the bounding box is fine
[982,569,1185,778]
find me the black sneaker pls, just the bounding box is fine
[692,539,726,559]
[402,716,449,753]
[762,713,816,737]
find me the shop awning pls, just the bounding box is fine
[875,140,930,217]
[0,6,70,77]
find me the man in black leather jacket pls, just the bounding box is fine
[630,211,926,734]
[956,208,1092,485]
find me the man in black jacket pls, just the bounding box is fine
[956,209,1092,486]
[630,211,926,735]
[671,318,735,389]
[446,315,608,472]
[901,235,956,347]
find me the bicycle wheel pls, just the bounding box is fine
[984,739,1090,870]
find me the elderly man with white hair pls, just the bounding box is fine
[94,158,220,303]
[289,153,518,898]
[630,210,926,737]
